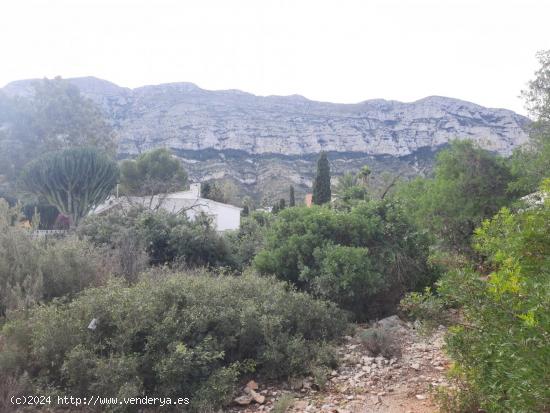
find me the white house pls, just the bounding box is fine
[92,183,242,231]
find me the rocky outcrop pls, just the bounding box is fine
[3,77,529,158]
[2,77,530,202]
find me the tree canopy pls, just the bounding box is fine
[510,50,550,194]
[254,201,435,319]
[0,78,116,190]
[21,148,119,226]
[521,50,550,123]
[200,180,237,204]
[119,148,188,196]
[395,140,514,253]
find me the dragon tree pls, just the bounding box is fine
[21,148,119,227]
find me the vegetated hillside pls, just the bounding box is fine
[2,77,530,203]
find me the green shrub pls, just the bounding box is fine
[433,366,483,413]
[0,200,107,315]
[394,140,515,254]
[254,201,436,320]
[1,270,348,412]
[360,327,402,359]
[424,181,550,412]
[79,208,234,269]
[271,393,295,413]
[399,288,452,328]
[224,214,269,270]
[22,203,59,230]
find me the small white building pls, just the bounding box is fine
[92,183,242,232]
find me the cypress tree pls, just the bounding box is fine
[289,185,295,207]
[200,182,211,198]
[279,198,286,211]
[312,152,331,205]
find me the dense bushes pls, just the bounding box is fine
[79,208,234,269]
[1,271,348,411]
[254,200,436,319]
[401,181,550,412]
[444,194,549,412]
[224,211,272,270]
[21,203,59,229]
[0,200,107,315]
[394,141,515,254]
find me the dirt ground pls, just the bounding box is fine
[229,317,449,413]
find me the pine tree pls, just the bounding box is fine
[289,185,295,207]
[312,152,331,205]
[119,148,187,196]
[279,198,286,211]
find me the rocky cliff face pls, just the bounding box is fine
[3,76,529,157]
[2,77,530,203]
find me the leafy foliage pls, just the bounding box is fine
[224,213,271,270]
[1,271,348,411]
[333,172,368,209]
[510,50,550,194]
[21,203,59,230]
[79,208,233,268]
[119,148,187,196]
[395,140,514,253]
[254,201,435,319]
[521,50,550,123]
[0,78,116,188]
[21,148,119,226]
[0,200,108,316]
[403,181,550,412]
[200,180,239,204]
[510,125,550,194]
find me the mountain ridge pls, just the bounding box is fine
[2,77,530,203]
[1,76,527,113]
[2,77,529,156]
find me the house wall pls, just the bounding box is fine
[184,200,241,231]
[92,189,242,232]
[149,197,241,231]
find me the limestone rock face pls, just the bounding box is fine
[3,77,529,157]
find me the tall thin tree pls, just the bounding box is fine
[289,185,296,207]
[312,152,331,205]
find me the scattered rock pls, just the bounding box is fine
[245,380,259,391]
[228,315,448,412]
[243,387,265,404]
[250,391,265,404]
[234,395,253,405]
[376,315,406,330]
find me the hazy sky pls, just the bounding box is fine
[1,0,549,114]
